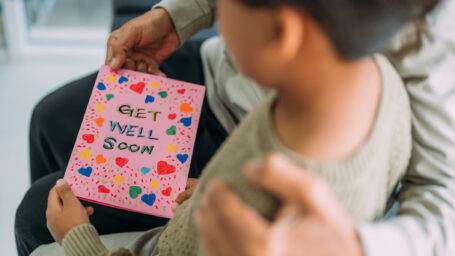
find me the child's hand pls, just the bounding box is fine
[172,178,199,212]
[46,179,94,244]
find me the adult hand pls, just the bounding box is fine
[172,178,199,212]
[46,179,94,244]
[195,153,364,256]
[105,8,180,76]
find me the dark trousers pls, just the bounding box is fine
[15,39,228,256]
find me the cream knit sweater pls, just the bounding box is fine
[157,54,412,255]
[61,55,412,256]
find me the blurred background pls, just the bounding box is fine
[0,0,216,255]
[0,1,112,254]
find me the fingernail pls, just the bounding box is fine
[171,202,179,212]
[56,179,66,187]
[110,57,118,68]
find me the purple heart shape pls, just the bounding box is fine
[141,193,156,206]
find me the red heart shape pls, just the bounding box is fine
[98,185,110,193]
[115,157,129,167]
[162,187,172,196]
[177,89,185,94]
[168,114,176,120]
[157,161,176,175]
[130,82,145,94]
[82,134,94,144]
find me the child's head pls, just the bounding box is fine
[218,0,439,87]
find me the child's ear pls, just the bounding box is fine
[273,7,305,62]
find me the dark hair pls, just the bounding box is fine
[237,0,440,59]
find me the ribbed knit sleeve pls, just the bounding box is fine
[62,224,134,256]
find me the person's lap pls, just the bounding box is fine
[31,230,144,256]
[16,38,227,256]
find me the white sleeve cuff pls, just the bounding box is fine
[357,219,414,256]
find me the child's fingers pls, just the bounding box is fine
[55,179,81,206]
[46,187,62,213]
[186,178,199,189]
[172,189,193,212]
[85,206,95,216]
[176,188,194,204]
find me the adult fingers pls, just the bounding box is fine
[152,69,167,77]
[196,190,238,256]
[123,58,137,71]
[204,180,268,254]
[106,29,138,70]
[145,60,164,76]
[105,46,114,68]
[195,210,226,256]
[137,61,148,73]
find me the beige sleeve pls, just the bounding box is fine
[153,0,218,44]
[358,1,455,255]
[62,224,134,256]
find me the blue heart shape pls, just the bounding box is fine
[118,76,128,84]
[97,82,106,91]
[141,193,156,206]
[176,154,189,164]
[145,95,155,104]
[141,167,151,175]
[180,117,192,127]
[78,167,93,177]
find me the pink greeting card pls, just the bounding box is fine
[63,65,205,218]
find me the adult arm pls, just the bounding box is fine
[359,1,455,255]
[152,0,219,44]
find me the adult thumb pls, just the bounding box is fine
[105,29,137,70]
[55,179,79,205]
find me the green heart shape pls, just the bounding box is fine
[129,186,142,199]
[106,94,114,101]
[166,125,176,135]
[158,91,168,98]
